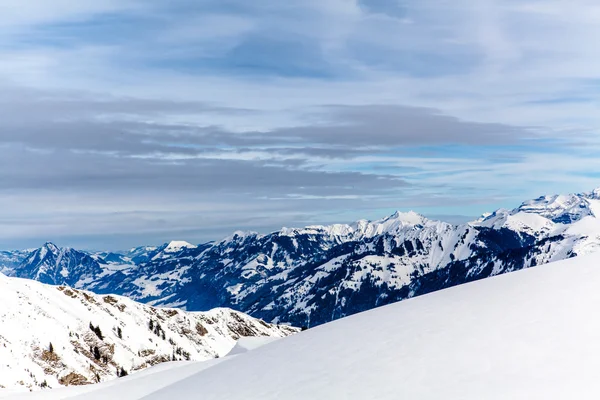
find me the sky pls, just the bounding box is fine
[1,0,600,250]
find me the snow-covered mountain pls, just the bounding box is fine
[14,243,105,287]
[0,250,31,276]
[7,251,600,400]
[5,188,600,328]
[0,273,297,393]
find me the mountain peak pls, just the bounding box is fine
[42,242,59,251]
[37,242,60,260]
[163,240,197,253]
[221,230,261,243]
[367,210,430,231]
[278,211,433,241]
[588,187,600,198]
[385,210,426,224]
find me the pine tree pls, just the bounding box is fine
[93,346,101,360]
[93,325,104,341]
[48,342,54,353]
[117,326,123,339]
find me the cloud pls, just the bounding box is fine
[357,0,408,19]
[0,1,600,248]
[0,85,535,155]
[0,83,541,248]
[274,105,533,147]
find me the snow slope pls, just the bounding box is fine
[0,273,297,393]
[8,252,600,399]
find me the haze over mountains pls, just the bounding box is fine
[3,188,600,328]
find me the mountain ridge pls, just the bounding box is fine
[3,187,600,328]
[0,272,298,392]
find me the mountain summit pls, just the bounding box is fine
[163,241,197,253]
[17,242,103,287]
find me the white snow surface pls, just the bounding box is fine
[162,241,197,253]
[224,337,281,356]
[0,274,298,393]
[10,252,600,399]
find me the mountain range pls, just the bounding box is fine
[3,188,600,328]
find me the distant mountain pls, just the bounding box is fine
[15,242,104,287]
[0,273,297,392]
[0,249,30,276]
[4,188,600,328]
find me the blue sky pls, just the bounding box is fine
[1,0,600,249]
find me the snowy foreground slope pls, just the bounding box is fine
[8,252,600,400]
[0,274,297,393]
